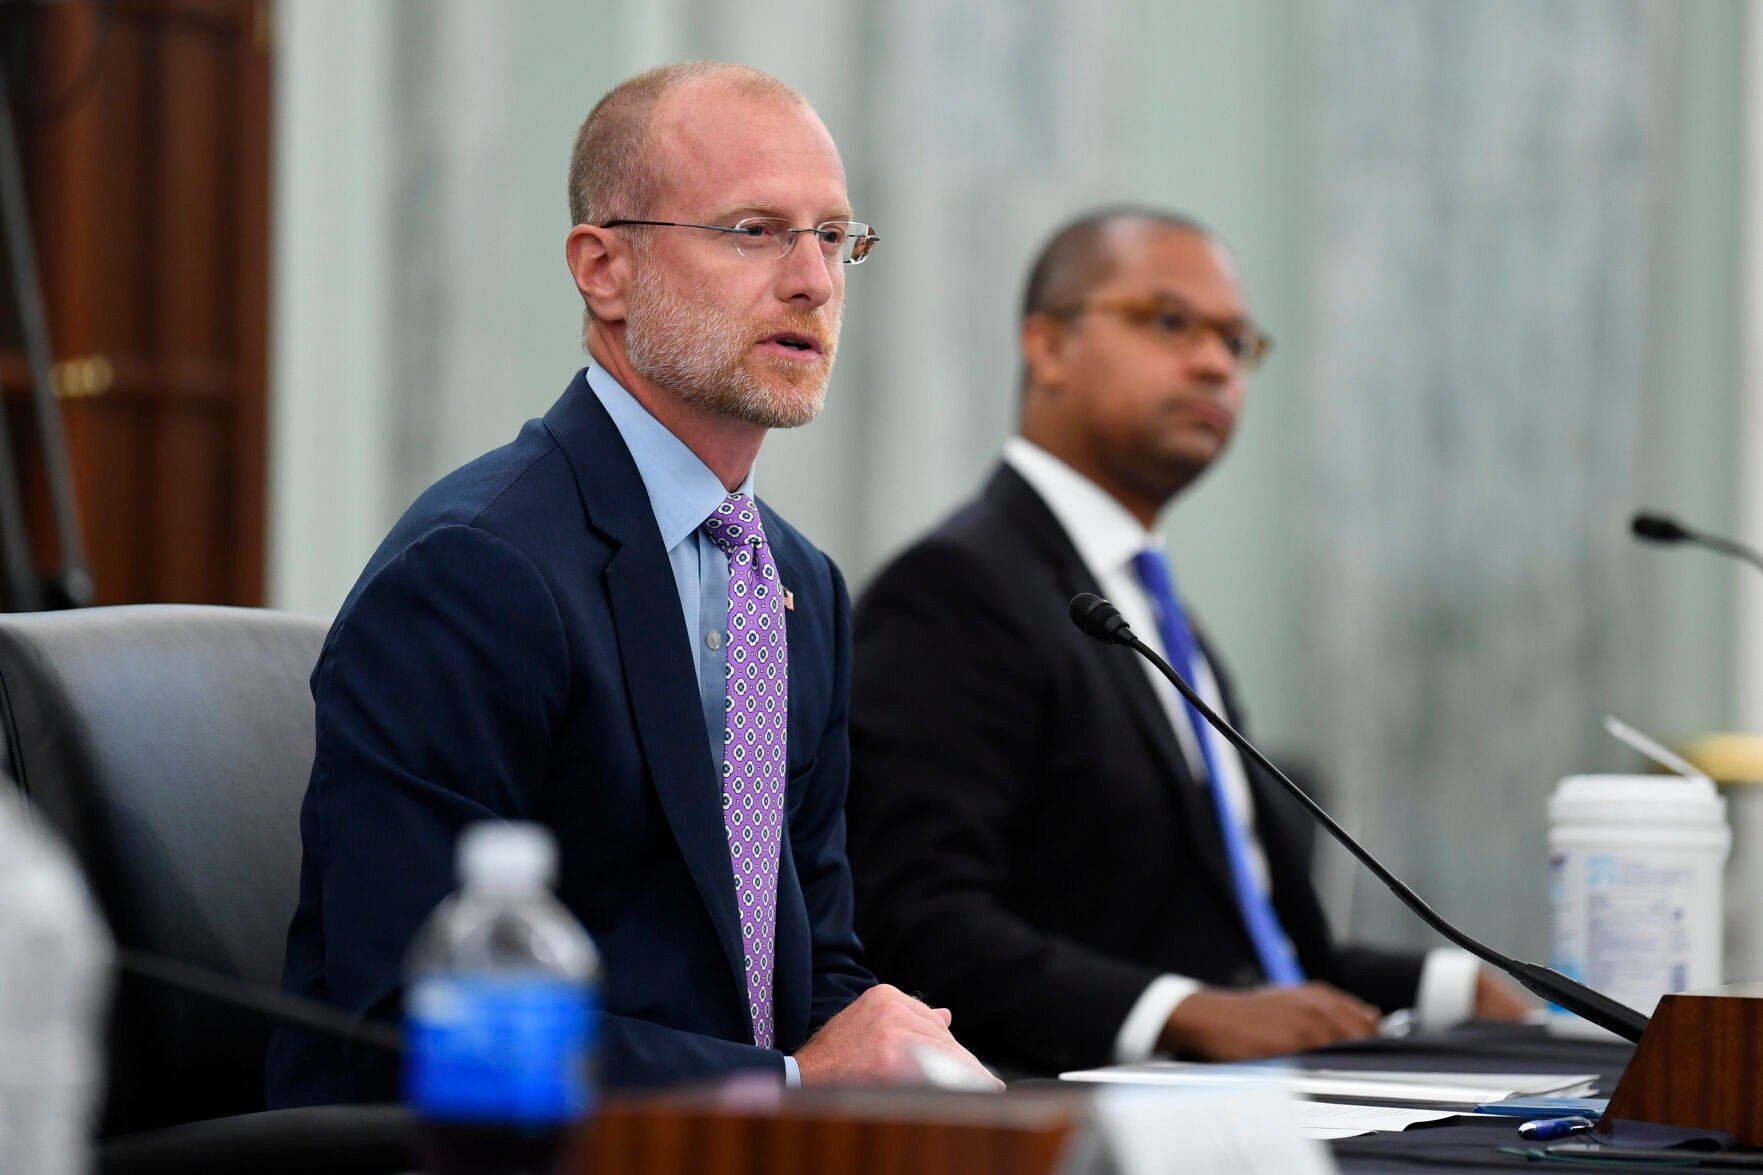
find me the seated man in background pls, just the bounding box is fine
[267,61,995,1105]
[846,207,1526,1076]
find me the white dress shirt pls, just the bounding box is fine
[1001,438,1478,1062]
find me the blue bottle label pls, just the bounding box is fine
[405,976,597,1124]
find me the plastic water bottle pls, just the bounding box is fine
[406,822,600,1175]
[0,789,111,1175]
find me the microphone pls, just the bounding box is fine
[1631,511,1763,576]
[1067,592,1651,1043]
[1070,591,1133,646]
[116,948,403,1053]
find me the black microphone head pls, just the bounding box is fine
[1632,512,1692,544]
[1069,593,1134,646]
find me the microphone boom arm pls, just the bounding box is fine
[116,948,403,1053]
[1693,534,1763,578]
[1125,632,1649,1040]
[1632,511,1763,577]
[1069,591,1649,1043]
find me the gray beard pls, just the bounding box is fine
[623,267,837,430]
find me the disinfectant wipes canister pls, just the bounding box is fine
[1547,774,1730,1038]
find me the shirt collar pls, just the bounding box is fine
[585,365,756,552]
[1001,436,1159,577]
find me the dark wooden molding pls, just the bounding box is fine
[576,1088,1084,1175]
[1602,983,1763,1145]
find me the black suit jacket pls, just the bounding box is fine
[267,370,872,1106]
[847,464,1423,1075]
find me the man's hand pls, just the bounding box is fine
[1158,982,1380,1061]
[1472,968,1531,1022]
[793,984,1003,1090]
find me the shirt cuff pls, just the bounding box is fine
[782,1053,802,1087]
[1113,974,1204,1063]
[1414,948,1480,1031]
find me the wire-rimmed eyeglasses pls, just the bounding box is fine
[600,216,880,265]
[1045,294,1273,371]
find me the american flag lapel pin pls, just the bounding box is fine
[783,588,795,612]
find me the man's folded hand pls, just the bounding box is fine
[793,984,1003,1090]
[1158,981,1381,1061]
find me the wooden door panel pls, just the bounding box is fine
[77,400,153,602]
[157,22,229,361]
[153,401,229,602]
[9,0,270,607]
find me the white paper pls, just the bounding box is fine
[1065,1083,1337,1175]
[1059,1064,1596,1105]
[1296,1101,1460,1140]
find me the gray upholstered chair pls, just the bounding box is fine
[0,605,413,1173]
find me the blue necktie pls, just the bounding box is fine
[1130,548,1305,986]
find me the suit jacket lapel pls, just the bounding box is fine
[603,536,750,1014]
[544,373,749,1020]
[984,464,1237,899]
[763,520,809,775]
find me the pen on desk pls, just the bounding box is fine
[1517,1116,1596,1141]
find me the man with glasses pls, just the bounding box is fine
[268,61,995,1106]
[846,208,1526,1076]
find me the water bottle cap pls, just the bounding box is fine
[457,822,556,892]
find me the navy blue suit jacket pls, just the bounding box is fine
[266,370,873,1106]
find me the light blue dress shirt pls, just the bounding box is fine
[586,366,745,753]
[584,366,802,1085]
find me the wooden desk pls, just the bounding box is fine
[576,1083,1087,1175]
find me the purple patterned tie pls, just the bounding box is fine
[702,493,787,1049]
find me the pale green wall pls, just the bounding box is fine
[1114,0,1313,749]
[268,2,1748,954]
[271,1,614,614]
[1638,0,1746,741]
[268,0,1322,680]
[269,1,399,616]
[269,0,1745,754]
